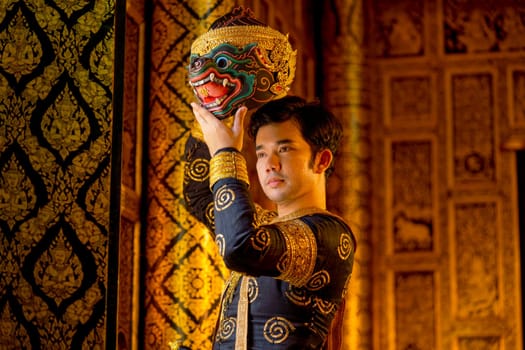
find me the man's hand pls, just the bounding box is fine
[191,102,247,155]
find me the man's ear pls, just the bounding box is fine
[314,149,333,174]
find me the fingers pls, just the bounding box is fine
[232,106,247,135]
[190,102,210,125]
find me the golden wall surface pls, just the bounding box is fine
[0,0,117,348]
[369,0,524,349]
[143,1,236,349]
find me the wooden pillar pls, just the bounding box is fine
[321,1,373,349]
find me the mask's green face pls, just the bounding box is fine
[189,42,284,119]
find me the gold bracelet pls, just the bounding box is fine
[209,151,250,189]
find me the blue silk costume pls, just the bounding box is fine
[184,134,356,349]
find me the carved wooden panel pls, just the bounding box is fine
[457,337,501,350]
[390,270,437,350]
[372,1,523,350]
[507,65,525,127]
[447,69,497,186]
[370,0,425,58]
[449,199,502,319]
[443,0,525,55]
[384,71,436,128]
[386,136,437,254]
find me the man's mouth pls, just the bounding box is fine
[266,177,284,187]
[190,72,238,109]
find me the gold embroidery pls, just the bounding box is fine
[247,277,259,303]
[263,316,295,344]
[338,232,353,260]
[274,219,317,286]
[235,276,249,349]
[205,202,215,229]
[214,185,236,211]
[186,157,209,182]
[209,151,249,189]
[255,204,278,225]
[251,228,271,251]
[215,234,225,256]
[270,207,329,223]
[218,271,242,337]
[285,285,312,307]
[305,270,330,291]
[218,317,236,341]
[314,297,336,315]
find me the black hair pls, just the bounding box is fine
[248,95,343,177]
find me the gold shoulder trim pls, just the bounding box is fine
[255,203,278,225]
[270,207,329,223]
[274,219,317,287]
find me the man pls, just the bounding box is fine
[183,95,356,349]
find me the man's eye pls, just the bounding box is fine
[215,56,230,69]
[256,152,266,159]
[279,146,290,153]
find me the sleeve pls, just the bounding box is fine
[210,149,320,287]
[183,133,215,232]
[183,117,237,232]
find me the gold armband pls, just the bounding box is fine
[209,151,250,189]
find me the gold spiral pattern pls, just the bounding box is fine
[247,276,259,303]
[285,285,312,307]
[187,157,209,182]
[315,298,336,315]
[337,232,353,260]
[263,316,295,344]
[215,234,225,256]
[214,185,235,211]
[251,228,271,251]
[219,317,236,340]
[306,270,330,291]
[205,202,215,228]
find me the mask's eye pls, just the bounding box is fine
[215,56,230,69]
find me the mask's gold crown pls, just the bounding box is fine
[191,25,297,96]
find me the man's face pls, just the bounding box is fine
[255,120,318,207]
[188,43,282,119]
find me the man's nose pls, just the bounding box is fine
[266,153,281,172]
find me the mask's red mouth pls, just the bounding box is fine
[190,71,240,110]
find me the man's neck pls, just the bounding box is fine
[277,197,326,218]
